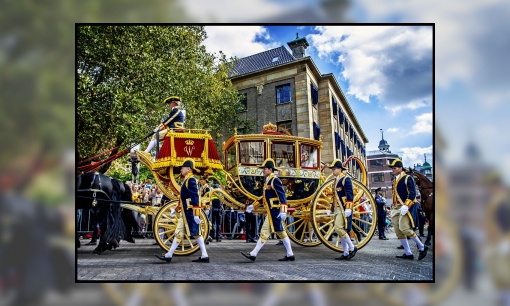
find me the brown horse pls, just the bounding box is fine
[406,168,434,246]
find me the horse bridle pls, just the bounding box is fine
[412,174,433,199]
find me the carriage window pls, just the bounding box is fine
[271,142,295,168]
[300,144,319,169]
[226,144,237,170]
[239,141,265,165]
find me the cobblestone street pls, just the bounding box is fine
[77,230,433,281]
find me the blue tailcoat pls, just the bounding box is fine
[335,175,354,231]
[162,107,184,129]
[392,174,419,229]
[180,174,200,236]
[262,174,287,232]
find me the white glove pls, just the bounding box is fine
[326,210,331,217]
[400,205,409,216]
[154,126,160,132]
[205,209,210,215]
[169,208,176,217]
[246,205,254,213]
[278,212,287,221]
[194,216,201,224]
[344,209,352,218]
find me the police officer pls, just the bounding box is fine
[155,159,209,263]
[209,184,223,242]
[375,187,389,240]
[241,158,295,262]
[144,96,185,153]
[326,159,358,260]
[389,159,428,260]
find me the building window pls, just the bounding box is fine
[332,97,338,116]
[277,121,292,135]
[276,84,291,104]
[239,93,247,110]
[370,159,383,167]
[272,56,279,62]
[311,83,319,106]
[371,173,385,183]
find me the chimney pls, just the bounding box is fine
[287,32,309,59]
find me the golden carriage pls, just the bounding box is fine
[130,123,377,255]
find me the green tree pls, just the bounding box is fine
[77,25,244,172]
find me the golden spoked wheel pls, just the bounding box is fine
[311,178,377,252]
[284,206,321,247]
[370,216,460,305]
[153,201,210,256]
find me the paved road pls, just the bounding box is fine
[77,230,433,281]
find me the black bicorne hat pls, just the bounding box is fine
[258,158,279,171]
[388,159,404,168]
[327,159,347,170]
[163,96,181,105]
[181,159,198,171]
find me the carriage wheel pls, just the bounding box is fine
[153,201,210,256]
[284,206,321,247]
[310,178,377,253]
[369,216,460,305]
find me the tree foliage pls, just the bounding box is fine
[77,25,244,171]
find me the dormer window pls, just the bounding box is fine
[272,56,279,62]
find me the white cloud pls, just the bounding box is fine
[307,26,432,110]
[387,127,399,133]
[399,145,433,168]
[384,98,431,115]
[297,26,306,30]
[408,113,432,135]
[203,26,279,59]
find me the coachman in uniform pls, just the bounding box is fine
[144,96,185,153]
[327,159,358,260]
[241,158,295,262]
[155,159,210,263]
[389,159,428,260]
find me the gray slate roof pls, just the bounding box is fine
[229,45,296,78]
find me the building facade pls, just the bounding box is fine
[226,35,368,178]
[366,131,400,205]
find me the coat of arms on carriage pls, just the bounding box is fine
[184,139,195,156]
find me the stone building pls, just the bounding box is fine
[225,34,368,178]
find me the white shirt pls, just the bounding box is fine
[395,173,402,181]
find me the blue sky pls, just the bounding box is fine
[203,25,433,168]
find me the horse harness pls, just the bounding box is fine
[77,172,110,207]
[413,174,433,200]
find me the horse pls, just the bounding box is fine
[406,168,434,246]
[76,172,130,254]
